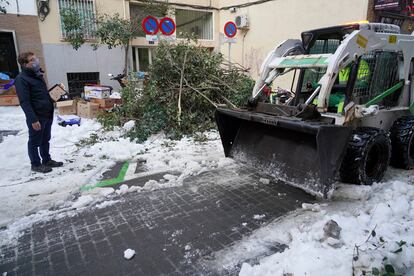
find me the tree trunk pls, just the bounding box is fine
[123,43,130,75]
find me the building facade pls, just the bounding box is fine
[2,0,374,93]
[218,0,369,77]
[0,0,44,78]
[367,0,414,33]
[37,0,126,94]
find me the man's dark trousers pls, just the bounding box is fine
[27,117,53,166]
[15,67,55,167]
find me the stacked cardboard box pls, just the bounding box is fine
[0,79,19,106]
[56,99,101,119]
[84,86,111,100]
[56,99,78,115]
[48,84,67,102]
[90,98,116,109]
[77,101,100,118]
[0,95,19,106]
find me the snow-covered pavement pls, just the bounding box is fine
[0,106,232,228]
[214,170,414,275]
[1,106,413,275]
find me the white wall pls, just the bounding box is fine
[4,0,37,16]
[42,43,125,91]
[219,0,369,78]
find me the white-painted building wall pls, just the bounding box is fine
[4,0,37,16]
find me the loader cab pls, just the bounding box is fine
[293,24,403,112]
[294,24,362,107]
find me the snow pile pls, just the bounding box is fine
[212,170,414,276]
[259,178,270,185]
[124,248,136,260]
[123,120,135,131]
[71,195,94,209]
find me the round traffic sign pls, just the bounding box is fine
[224,21,237,38]
[142,15,159,35]
[159,17,176,36]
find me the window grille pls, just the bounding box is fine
[67,72,100,97]
[351,51,400,106]
[176,9,213,40]
[58,0,96,40]
[309,39,340,54]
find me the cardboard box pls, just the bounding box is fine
[0,79,16,95]
[0,85,16,96]
[0,95,19,106]
[113,98,123,105]
[56,100,77,115]
[84,86,111,100]
[90,98,116,109]
[48,84,67,102]
[77,101,100,118]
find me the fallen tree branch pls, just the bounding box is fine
[178,51,188,125]
[184,78,218,108]
[209,74,241,95]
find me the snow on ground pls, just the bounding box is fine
[0,106,233,244]
[2,106,413,275]
[212,169,414,276]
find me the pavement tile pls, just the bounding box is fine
[0,168,313,275]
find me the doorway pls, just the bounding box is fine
[0,31,19,78]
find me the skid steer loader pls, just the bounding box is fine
[215,23,414,198]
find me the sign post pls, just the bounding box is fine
[224,21,237,67]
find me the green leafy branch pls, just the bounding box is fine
[60,7,86,50]
[352,226,410,276]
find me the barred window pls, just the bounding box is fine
[58,0,96,39]
[176,9,213,40]
[351,51,401,106]
[129,4,165,38]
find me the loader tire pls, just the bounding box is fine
[390,116,414,169]
[340,128,391,185]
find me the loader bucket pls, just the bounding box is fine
[215,107,352,198]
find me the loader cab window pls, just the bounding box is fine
[351,51,401,106]
[309,39,340,54]
[299,39,340,95]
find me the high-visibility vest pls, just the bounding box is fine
[339,59,370,85]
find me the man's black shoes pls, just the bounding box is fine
[31,165,52,173]
[31,160,63,173]
[43,160,63,167]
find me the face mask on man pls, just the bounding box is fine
[30,58,41,72]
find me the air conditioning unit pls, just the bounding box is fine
[235,14,249,29]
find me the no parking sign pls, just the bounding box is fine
[142,15,159,35]
[224,21,237,38]
[159,17,176,36]
[141,16,176,43]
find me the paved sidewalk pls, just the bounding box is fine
[0,168,314,276]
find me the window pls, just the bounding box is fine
[300,39,340,92]
[132,47,155,72]
[176,9,213,40]
[67,72,100,97]
[309,39,340,54]
[351,51,401,106]
[58,0,96,39]
[129,4,166,38]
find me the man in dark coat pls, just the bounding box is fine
[14,52,63,173]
